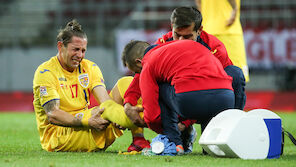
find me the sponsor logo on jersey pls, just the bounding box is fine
[40,86,48,96]
[78,74,89,88]
[58,77,67,81]
[40,69,49,73]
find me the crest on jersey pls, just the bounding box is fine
[78,74,89,88]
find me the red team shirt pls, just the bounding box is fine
[139,40,233,133]
[124,30,233,128]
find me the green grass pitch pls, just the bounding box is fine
[0,112,295,167]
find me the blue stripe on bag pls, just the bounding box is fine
[264,119,282,159]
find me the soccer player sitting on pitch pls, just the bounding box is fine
[33,19,147,152]
[121,40,235,154]
[155,7,246,110]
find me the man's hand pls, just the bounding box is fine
[226,9,236,27]
[124,103,146,127]
[88,107,110,131]
[178,122,186,132]
[226,0,238,27]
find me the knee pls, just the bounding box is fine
[225,65,246,87]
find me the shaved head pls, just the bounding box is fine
[121,40,150,73]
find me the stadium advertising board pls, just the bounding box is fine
[244,29,296,69]
[116,29,296,72]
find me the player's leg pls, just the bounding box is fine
[176,89,234,121]
[100,100,137,129]
[224,65,246,109]
[159,83,199,154]
[99,77,138,129]
[43,108,123,152]
[110,76,150,152]
[181,124,197,153]
[89,107,123,150]
[127,127,150,152]
[158,83,184,155]
[43,125,99,152]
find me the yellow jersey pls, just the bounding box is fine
[201,0,243,35]
[33,56,107,151]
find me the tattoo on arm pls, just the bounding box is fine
[44,100,60,113]
[43,100,81,127]
[73,117,82,126]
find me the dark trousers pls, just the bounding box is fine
[158,83,235,145]
[224,65,246,110]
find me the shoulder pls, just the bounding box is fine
[117,76,134,95]
[80,59,101,71]
[37,56,55,68]
[81,59,97,67]
[33,57,58,85]
[201,31,217,43]
[155,31,173,44]
[163,31,173,40]
[201,31,225,47]
[79,59,104,81]
[34,57,56,76]
[118,76,133,85]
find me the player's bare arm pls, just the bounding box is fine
[226,0,238,27]
[44,99,110,131]
[43,99,82,127]
[110,83,124,105]
[92,85,111,104]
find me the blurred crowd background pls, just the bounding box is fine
[0,0,295,111]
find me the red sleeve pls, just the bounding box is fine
[178,116,197,128]
[212,42,233,68]
[123,73,141,106]
[181,119,197,128]
[200,31,233,68]
[140,63,162,134]
[154,31,173,45]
